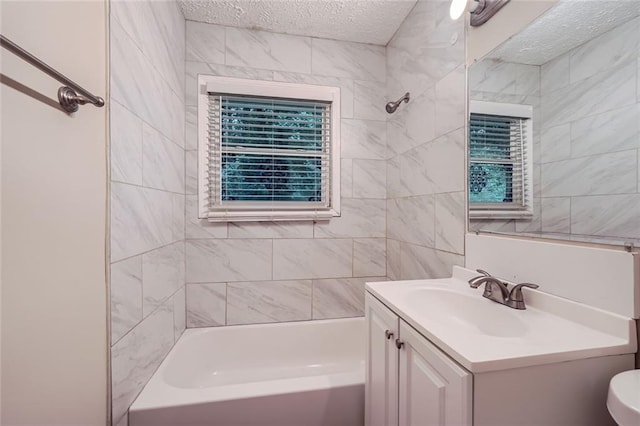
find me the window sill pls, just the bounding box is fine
[205,208,340,223]
[469,209,533,220]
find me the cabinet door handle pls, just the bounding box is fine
[395,339,405,349]
[385,330,394,340]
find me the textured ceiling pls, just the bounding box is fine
[178,0,418,45]
[488,0,640,65]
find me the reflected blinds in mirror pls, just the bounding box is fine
[469,113,529,210]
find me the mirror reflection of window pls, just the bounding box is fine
[468,101,532,219]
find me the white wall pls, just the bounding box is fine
[467,0,558,64]
[0,1,108,424]
[183,21,387,327]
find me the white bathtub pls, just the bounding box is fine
[129,317,365,426]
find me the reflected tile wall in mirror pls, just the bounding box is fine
[468,7,640,247]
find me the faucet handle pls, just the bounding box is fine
[468,269,493,287]
[508,283,540,310]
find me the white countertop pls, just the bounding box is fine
[365,266,637,373]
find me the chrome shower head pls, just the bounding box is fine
[385,92,410,114]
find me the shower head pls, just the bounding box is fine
[385,92,410,114]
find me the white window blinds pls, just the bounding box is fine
[468,101,533,219]
[197,76,341,222]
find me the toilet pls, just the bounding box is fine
[607,370,640,426]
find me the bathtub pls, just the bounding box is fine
[129,317,365,426]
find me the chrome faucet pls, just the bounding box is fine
[468,270,539,310]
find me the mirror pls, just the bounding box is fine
[468,0,640,247]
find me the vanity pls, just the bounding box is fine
[364,267,637,426]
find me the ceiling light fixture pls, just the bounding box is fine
[450,0,511,26]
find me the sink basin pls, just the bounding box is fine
[402,287,528,338]
[365,266,636,373]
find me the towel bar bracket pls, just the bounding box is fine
[58,87,97,113]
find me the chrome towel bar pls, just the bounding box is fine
[1,34,104,113]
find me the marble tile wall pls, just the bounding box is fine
[109,5,471,422]
[385,0,466,280]
[109,1,186,424]
[470,15,640,242]
[184,20,387,327]
[539,16,640,241]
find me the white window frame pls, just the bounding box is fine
[469,100,533,219]
[197,75,341,222]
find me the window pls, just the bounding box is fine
[469,101,533,219]
[198,76,340,222]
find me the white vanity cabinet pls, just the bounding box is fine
[365,294,472,426]
[365,285,634,426]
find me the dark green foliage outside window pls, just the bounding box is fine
[469,114,515,204]
[218,97,327,203]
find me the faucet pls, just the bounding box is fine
[468,270,539,310]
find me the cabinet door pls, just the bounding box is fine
[398,320,472,426]
[365,294,399,426]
